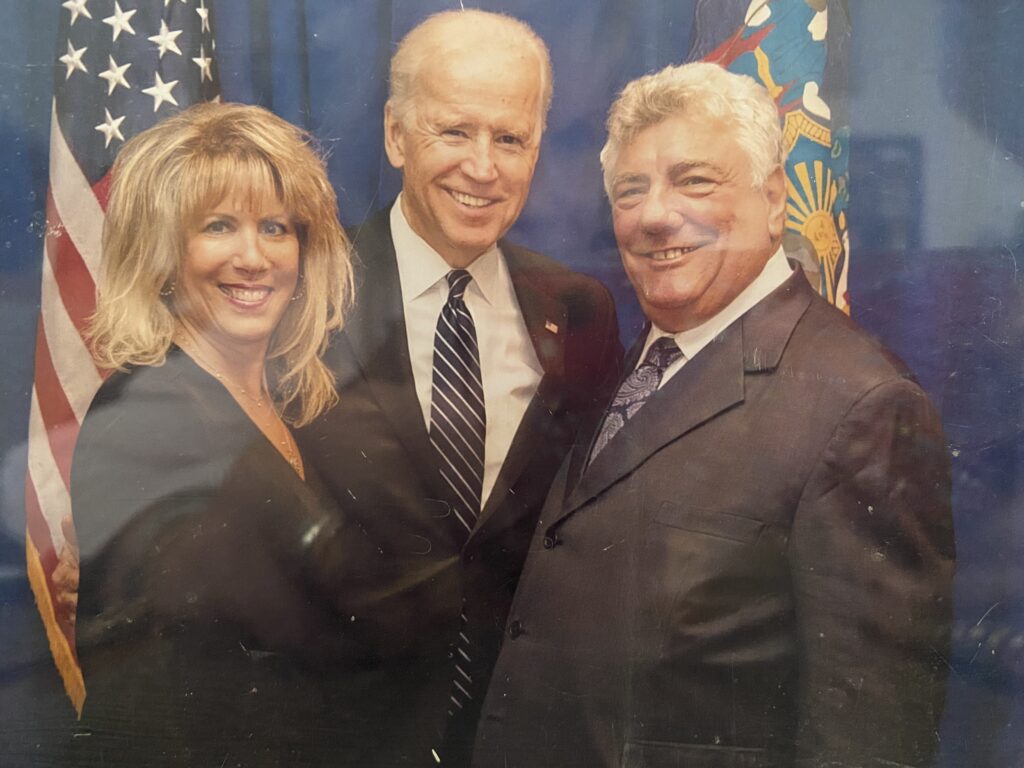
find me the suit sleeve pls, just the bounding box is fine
[789,377,954,767]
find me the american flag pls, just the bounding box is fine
[27,0,219,713]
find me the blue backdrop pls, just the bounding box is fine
[1,1,1022,764]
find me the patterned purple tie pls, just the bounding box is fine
[588,336,683,465]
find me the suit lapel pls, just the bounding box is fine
[341,207,443,498]
[474,243,568,531]
[560,322,746,521]
[558,269,814,523]
[502,242,568,406]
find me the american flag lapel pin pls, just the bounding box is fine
[544,320,559,334]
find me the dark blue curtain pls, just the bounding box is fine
[1,2,1023,764]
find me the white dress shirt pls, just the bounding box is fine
[639,245,795,387]
[390,196,543,509]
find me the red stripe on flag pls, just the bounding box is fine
[32,316,81,490]
[93,172,112,212]
[46,190,98,336]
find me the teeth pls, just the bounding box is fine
[222,285,270,303]
[651,247,696,261]
[450,190,491,208]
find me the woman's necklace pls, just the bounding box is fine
[279,424,302,474]
[178,339,270,407]
[176,339,303,477]
[177,339,268,407]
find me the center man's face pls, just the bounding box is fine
[384,44,543,268]
[610,113,786,332]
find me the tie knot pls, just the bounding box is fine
[446,269,473,301]
[643,336,683,372]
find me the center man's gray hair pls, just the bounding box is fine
[600,61,786,196]
[388,9,554,130]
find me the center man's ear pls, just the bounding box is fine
[763,165,787,241]
[383,103,406,171]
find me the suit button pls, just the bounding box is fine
[508,620,525,639]
[542,535,559,549]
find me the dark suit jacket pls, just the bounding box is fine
[297,206,623,765]
[69,347,366,767]
[473,272,955,768]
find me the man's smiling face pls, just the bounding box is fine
[610,112,785,332]
[384,39,543,268]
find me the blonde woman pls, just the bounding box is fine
[69,103,356,764]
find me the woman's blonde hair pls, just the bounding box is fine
[90,102,353,425]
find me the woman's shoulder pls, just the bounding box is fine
[87,348,193,410]
[81,348,231,441]
[74,354,219,505]
[71,350,243,560]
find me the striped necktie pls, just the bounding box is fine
[429,269,485,539]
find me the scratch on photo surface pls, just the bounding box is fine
[410,534,432,555]
[975,601,1001,626]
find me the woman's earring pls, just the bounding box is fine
[160,280,176,297]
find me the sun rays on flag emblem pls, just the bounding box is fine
[786,159,846,306]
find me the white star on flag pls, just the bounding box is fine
[98,55,131,95]
[196,1,211,34]
[59,40,88,80]
[62,0,92,26]
[192,46,213,82]
[142,72,179,112]
[148,19,183,59]
[95,109,126,148]
[103,1,137,42]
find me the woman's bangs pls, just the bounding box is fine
[181,152,287,224]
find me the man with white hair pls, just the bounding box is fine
[300,9,621,766]
[473,62,954,767]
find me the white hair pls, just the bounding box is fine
[388,9,553,129]
[600,61,785,196]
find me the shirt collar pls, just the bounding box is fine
[390,193,501,305]
[646,244,794,361]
